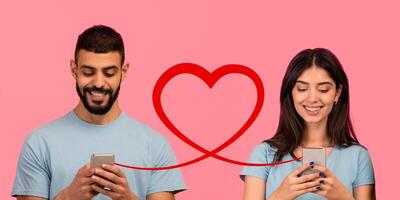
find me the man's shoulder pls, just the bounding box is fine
[22,112,72,148]
[29,112,72,136]
[120,113,170,144]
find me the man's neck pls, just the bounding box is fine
[73,101,122,125]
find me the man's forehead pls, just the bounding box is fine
[76,49,122,67]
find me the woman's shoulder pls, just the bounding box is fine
[335,144,372,161]
[335,144,375,185]
[252,142,277,152]
[249,142,278,161]
[336,144,368,153]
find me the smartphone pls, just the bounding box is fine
[302,148,326,175]
[90,153,115,190]
[90,153,115,168]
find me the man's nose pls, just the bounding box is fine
[92,73,106,88]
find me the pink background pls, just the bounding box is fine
[1,0,399,199]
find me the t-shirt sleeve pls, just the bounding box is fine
[147,135,186,195]
[12,133,51,198]
[240,143,272,181]
[353,148,375,187]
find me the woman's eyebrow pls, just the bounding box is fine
[317,82,333,86]
[296,80,333,86]
[296,80,309,85]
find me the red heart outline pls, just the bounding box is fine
[115,63,300,170]
[153,63,264,166]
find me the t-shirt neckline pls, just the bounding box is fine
[69,110,125,129]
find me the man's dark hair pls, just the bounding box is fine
[74,25,125,64]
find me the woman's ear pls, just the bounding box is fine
[335,84,343,102]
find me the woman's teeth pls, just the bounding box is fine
[304,106,321,112]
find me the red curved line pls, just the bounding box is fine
[114,64,299,170]
[114,151,302,170]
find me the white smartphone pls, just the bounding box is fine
[90,153,115,168]
[302,148,326,175]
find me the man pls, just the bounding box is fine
[12,25,186,200]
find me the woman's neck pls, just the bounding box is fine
[302,122,332,147]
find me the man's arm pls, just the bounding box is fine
[16,195,46,200]
[146,192,175,200]
[146,134,186,198]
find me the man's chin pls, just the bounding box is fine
[84,102,113,115]
[86,107,111,115]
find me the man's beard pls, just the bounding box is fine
[76,83,120,115]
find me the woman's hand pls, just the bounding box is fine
[312,165,354,200]
[269,162,322,200]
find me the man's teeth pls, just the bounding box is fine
[305,106,321,112]
[90,91,105,96]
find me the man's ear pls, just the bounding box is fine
[70,59,77,80]
[121,62,130,81]
[335,84,343,102]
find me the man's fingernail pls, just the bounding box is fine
[320,180,324,184]
[316,186,321,190]
[309,161,314,165]
[297,173,302,177]
[319,172,325,177]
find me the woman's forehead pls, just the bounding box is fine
[296,66,335,84]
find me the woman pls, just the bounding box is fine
[241,48,375,200]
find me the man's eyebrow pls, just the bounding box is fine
[80,65,95,70]
[80,65,119,70]
[103,66,119,70]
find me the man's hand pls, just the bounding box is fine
[91,164,139,200]
[55,163,98,200]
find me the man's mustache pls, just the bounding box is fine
[83,87,112,94]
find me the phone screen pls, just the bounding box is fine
[90,153,115,190]
[90,153,115,168]
[302,148,325,174]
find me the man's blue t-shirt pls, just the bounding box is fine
[240,142,375,199]
[12,111,186,200]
